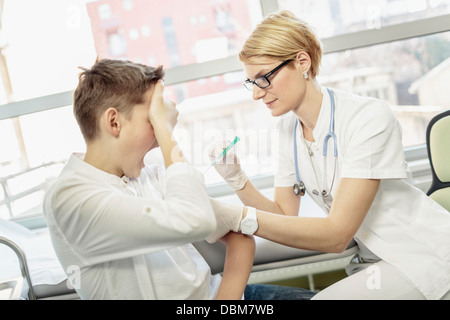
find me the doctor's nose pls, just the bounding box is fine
[252,85,266,101]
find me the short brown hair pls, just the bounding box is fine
[239,10,323,78]
[73,58,164,142]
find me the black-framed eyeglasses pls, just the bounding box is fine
[243,59,292,91]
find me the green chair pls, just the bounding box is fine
[426,109,450,211]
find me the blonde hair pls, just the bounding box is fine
[239,10,323,77]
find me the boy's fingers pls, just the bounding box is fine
[156,79,165,88]
[152,79,165,101]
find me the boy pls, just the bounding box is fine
[43,58,254,299]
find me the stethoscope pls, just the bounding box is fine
[293,88,338,199]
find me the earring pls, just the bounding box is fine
[303,72,309,80]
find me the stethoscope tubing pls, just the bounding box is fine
[293,88,338,198]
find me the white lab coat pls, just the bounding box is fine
[274,87,450,300]
[44,154,222,300]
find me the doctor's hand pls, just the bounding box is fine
[207,141,248,191]
[206,198,244,243]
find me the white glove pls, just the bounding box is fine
[207,141,248,191]
[206,198,244,243]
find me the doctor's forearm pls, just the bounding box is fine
[235,181,284,215]
[254,210,351,253]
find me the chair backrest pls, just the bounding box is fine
[426,109,450,211]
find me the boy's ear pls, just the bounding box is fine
[104,107,121,137]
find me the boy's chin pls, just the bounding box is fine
[150,140,159,149]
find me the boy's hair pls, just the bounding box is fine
[73,58,164,142]
[239,10,322,78]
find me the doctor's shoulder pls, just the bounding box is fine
[336,90,397,126]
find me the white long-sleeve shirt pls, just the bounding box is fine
[43,154,222,300]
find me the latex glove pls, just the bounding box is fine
[206,198,244,243]
[207,141,248,191]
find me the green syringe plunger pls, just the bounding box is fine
[205,136,240,172]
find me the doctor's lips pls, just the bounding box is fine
[265,99,277,108]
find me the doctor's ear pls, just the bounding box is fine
[295,51,312,74]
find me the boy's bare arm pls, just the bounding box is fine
[215,232,255,300]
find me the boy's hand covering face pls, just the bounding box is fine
[148,80,178,132]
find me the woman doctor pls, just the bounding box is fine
[209,11,450,300]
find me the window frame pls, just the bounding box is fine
[2,11,450,118]
[1,1,447,227]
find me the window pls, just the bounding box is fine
[276,0,450,147]
[0,0,263,220]
[162,17,181,67]
[85,0,261,68]
[278,0,450,37]
[0,1,96,102]
[1,0,449,221]
[98,4,112,20]
[108,29,127,56]
[169,75,277,183]
[0,106,84,219]
[319,32,450,147]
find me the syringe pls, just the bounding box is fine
[204,136,240,173]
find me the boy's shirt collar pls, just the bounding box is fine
[65,153,130,186]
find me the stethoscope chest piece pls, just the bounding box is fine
[293,181,305,196]
[293,88,338,198]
